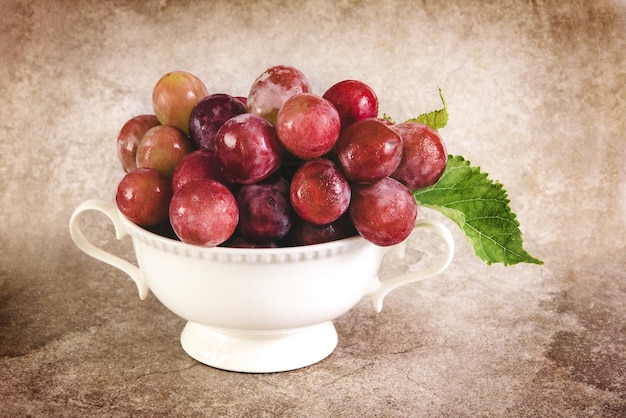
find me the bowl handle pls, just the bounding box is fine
[368,218,455,312]
[69,199,149,300]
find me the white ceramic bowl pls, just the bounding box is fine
[69,199,454,373]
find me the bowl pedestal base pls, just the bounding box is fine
[180,321,338,373]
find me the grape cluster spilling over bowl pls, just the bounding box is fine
[115,65,448,249]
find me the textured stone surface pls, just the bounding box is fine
[1,0,625,416]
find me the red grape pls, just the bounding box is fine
[188,93,247,151]
[116,167,173,227]
[288,213,357,246]
[136,125,194,178]
[335,118,403,184]
[391,122,448,190]
[289,158,351,225]
[116,114,160,173]
[152,71,208,135]
[215,113,283,184]
[236,182,293,243]
[171,149,229,193]
[169,179,238,246]
[247,65,311,124]
[322,80,378,130]
[275,93,341,160]
[349,177,417,246]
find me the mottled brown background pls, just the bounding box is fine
[1,0,625,416]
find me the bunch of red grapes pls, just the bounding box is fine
[115,65,448,248]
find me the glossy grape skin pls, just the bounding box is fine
[275,93,341,160]
[349,177,417,247]
[116,114,160,173]
[152,71,208,135]
[247,65,311,125]
[289,158,351,225]
[188,93,247,151]
[391,122,448,190]
[136,125,194,178]
[287,213,357,246]
[335,118,403,184]
[171,149,229,193]
[169,179,238,247]
[236,183,293,243]
[215,113,283,184]
[322,80,378,130]
[116,167,173,227]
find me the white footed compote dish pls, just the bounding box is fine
[69,199,454,373]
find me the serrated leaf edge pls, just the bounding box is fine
[413,155,543,266]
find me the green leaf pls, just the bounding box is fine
[406,88,448,131]
[412,155,543,266]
